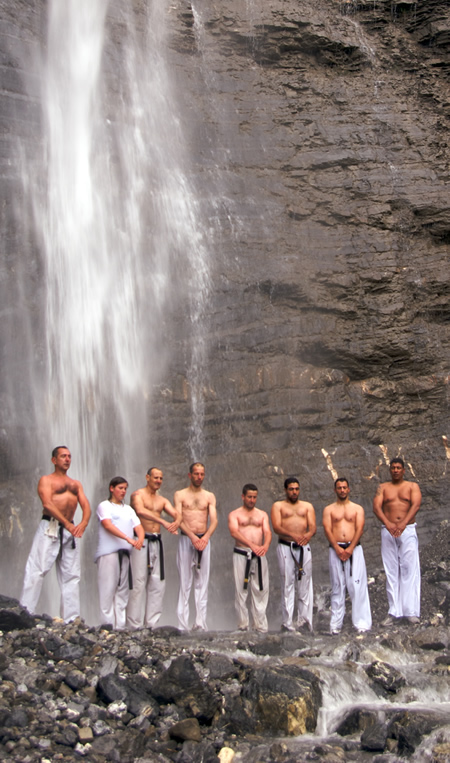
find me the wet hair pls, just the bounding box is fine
[284,477,299,490]
[52,445,69,458]
[390,457,405,468]
[242,483,258,495]
[108,476,128,494]
[335,477,349,488]
[146,467,161,476]
[189,462,205,473]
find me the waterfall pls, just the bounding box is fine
[16,0,211,619]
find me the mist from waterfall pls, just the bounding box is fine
[17,0,211,619]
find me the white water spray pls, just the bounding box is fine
[25,0,210,493]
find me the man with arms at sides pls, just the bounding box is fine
[271,477,316,632]
[373,457,422,625]
[126,467,180,629]
[20,446,91,622]
[95,476,145,630]
[323,478,372,635]
[228,484,272,633]
[174,462,218,631]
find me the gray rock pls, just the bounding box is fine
[366,660,406,693]
[361,721,388,752]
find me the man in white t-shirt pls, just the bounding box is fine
[95,476,144,629]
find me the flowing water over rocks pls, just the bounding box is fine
[0,522,448,763]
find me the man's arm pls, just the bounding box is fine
[322,505,339,552]
[73,482,91,538]
[161,497,181,533]
[346,504,365,556]
[296,504,316,546]
[261,512,272,555]
[270,502,284,536]
[373,483,397,536]
[195,495,218,551]
[396,482,422,533]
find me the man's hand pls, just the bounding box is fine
[336,546,352,562]
[295,533,311,546]
[192,536,208,551]
[71,522,88,538]
[253,545,267,557]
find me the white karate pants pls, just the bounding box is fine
[329,545,372,632]
[126,537,165,629]
[20,519,80,622]
[233,549,269,632]
[97,551,130,630]
[381,524,420,618]
[277,542,313,630]
[176,534,210,631]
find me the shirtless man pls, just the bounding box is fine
[323,478,371,634]
[126,467,180,629]
[20,446,91,622]
[174,463,217,631]
[228,484,272,632]
[271,477,316,632]
[373,457,422,625]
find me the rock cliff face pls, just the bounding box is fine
[0,0,449,622]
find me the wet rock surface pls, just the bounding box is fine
[0,523,448,762]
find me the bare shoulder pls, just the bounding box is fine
[349,500,365,514]
[271,499,283,511]
[322,501,335,514]
[301,500,315,511]
[202,488,216,504]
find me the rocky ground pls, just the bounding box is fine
[0,522,448,763]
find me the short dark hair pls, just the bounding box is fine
[52,445,69,458]
[284,477,299,490]
[147,467,161,476]
[189,462,205,473]
[390,458,405,468]
[109,476,128,491]
[242,483,258,495]
[335,477,349,488]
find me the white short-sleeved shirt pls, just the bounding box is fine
[95,500,141,561]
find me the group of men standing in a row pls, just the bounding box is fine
[19,448,421,633]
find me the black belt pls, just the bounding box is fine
[181,531,205,569]
[233,548,263,591]
[118,549,133,589]
[278,538,306,579]
[42,514,76,553]
[330,541,360,577]
[145,533,165,581]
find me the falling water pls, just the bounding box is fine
[17,0,211,617]
[23,0,210,485]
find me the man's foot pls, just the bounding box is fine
[281,624,295,632]
[192,624,206,632]
[381,615,395,627]
[238,626,248,631]
[356,628,369,634]
[407,616,420,624]
[330,628,341,635]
